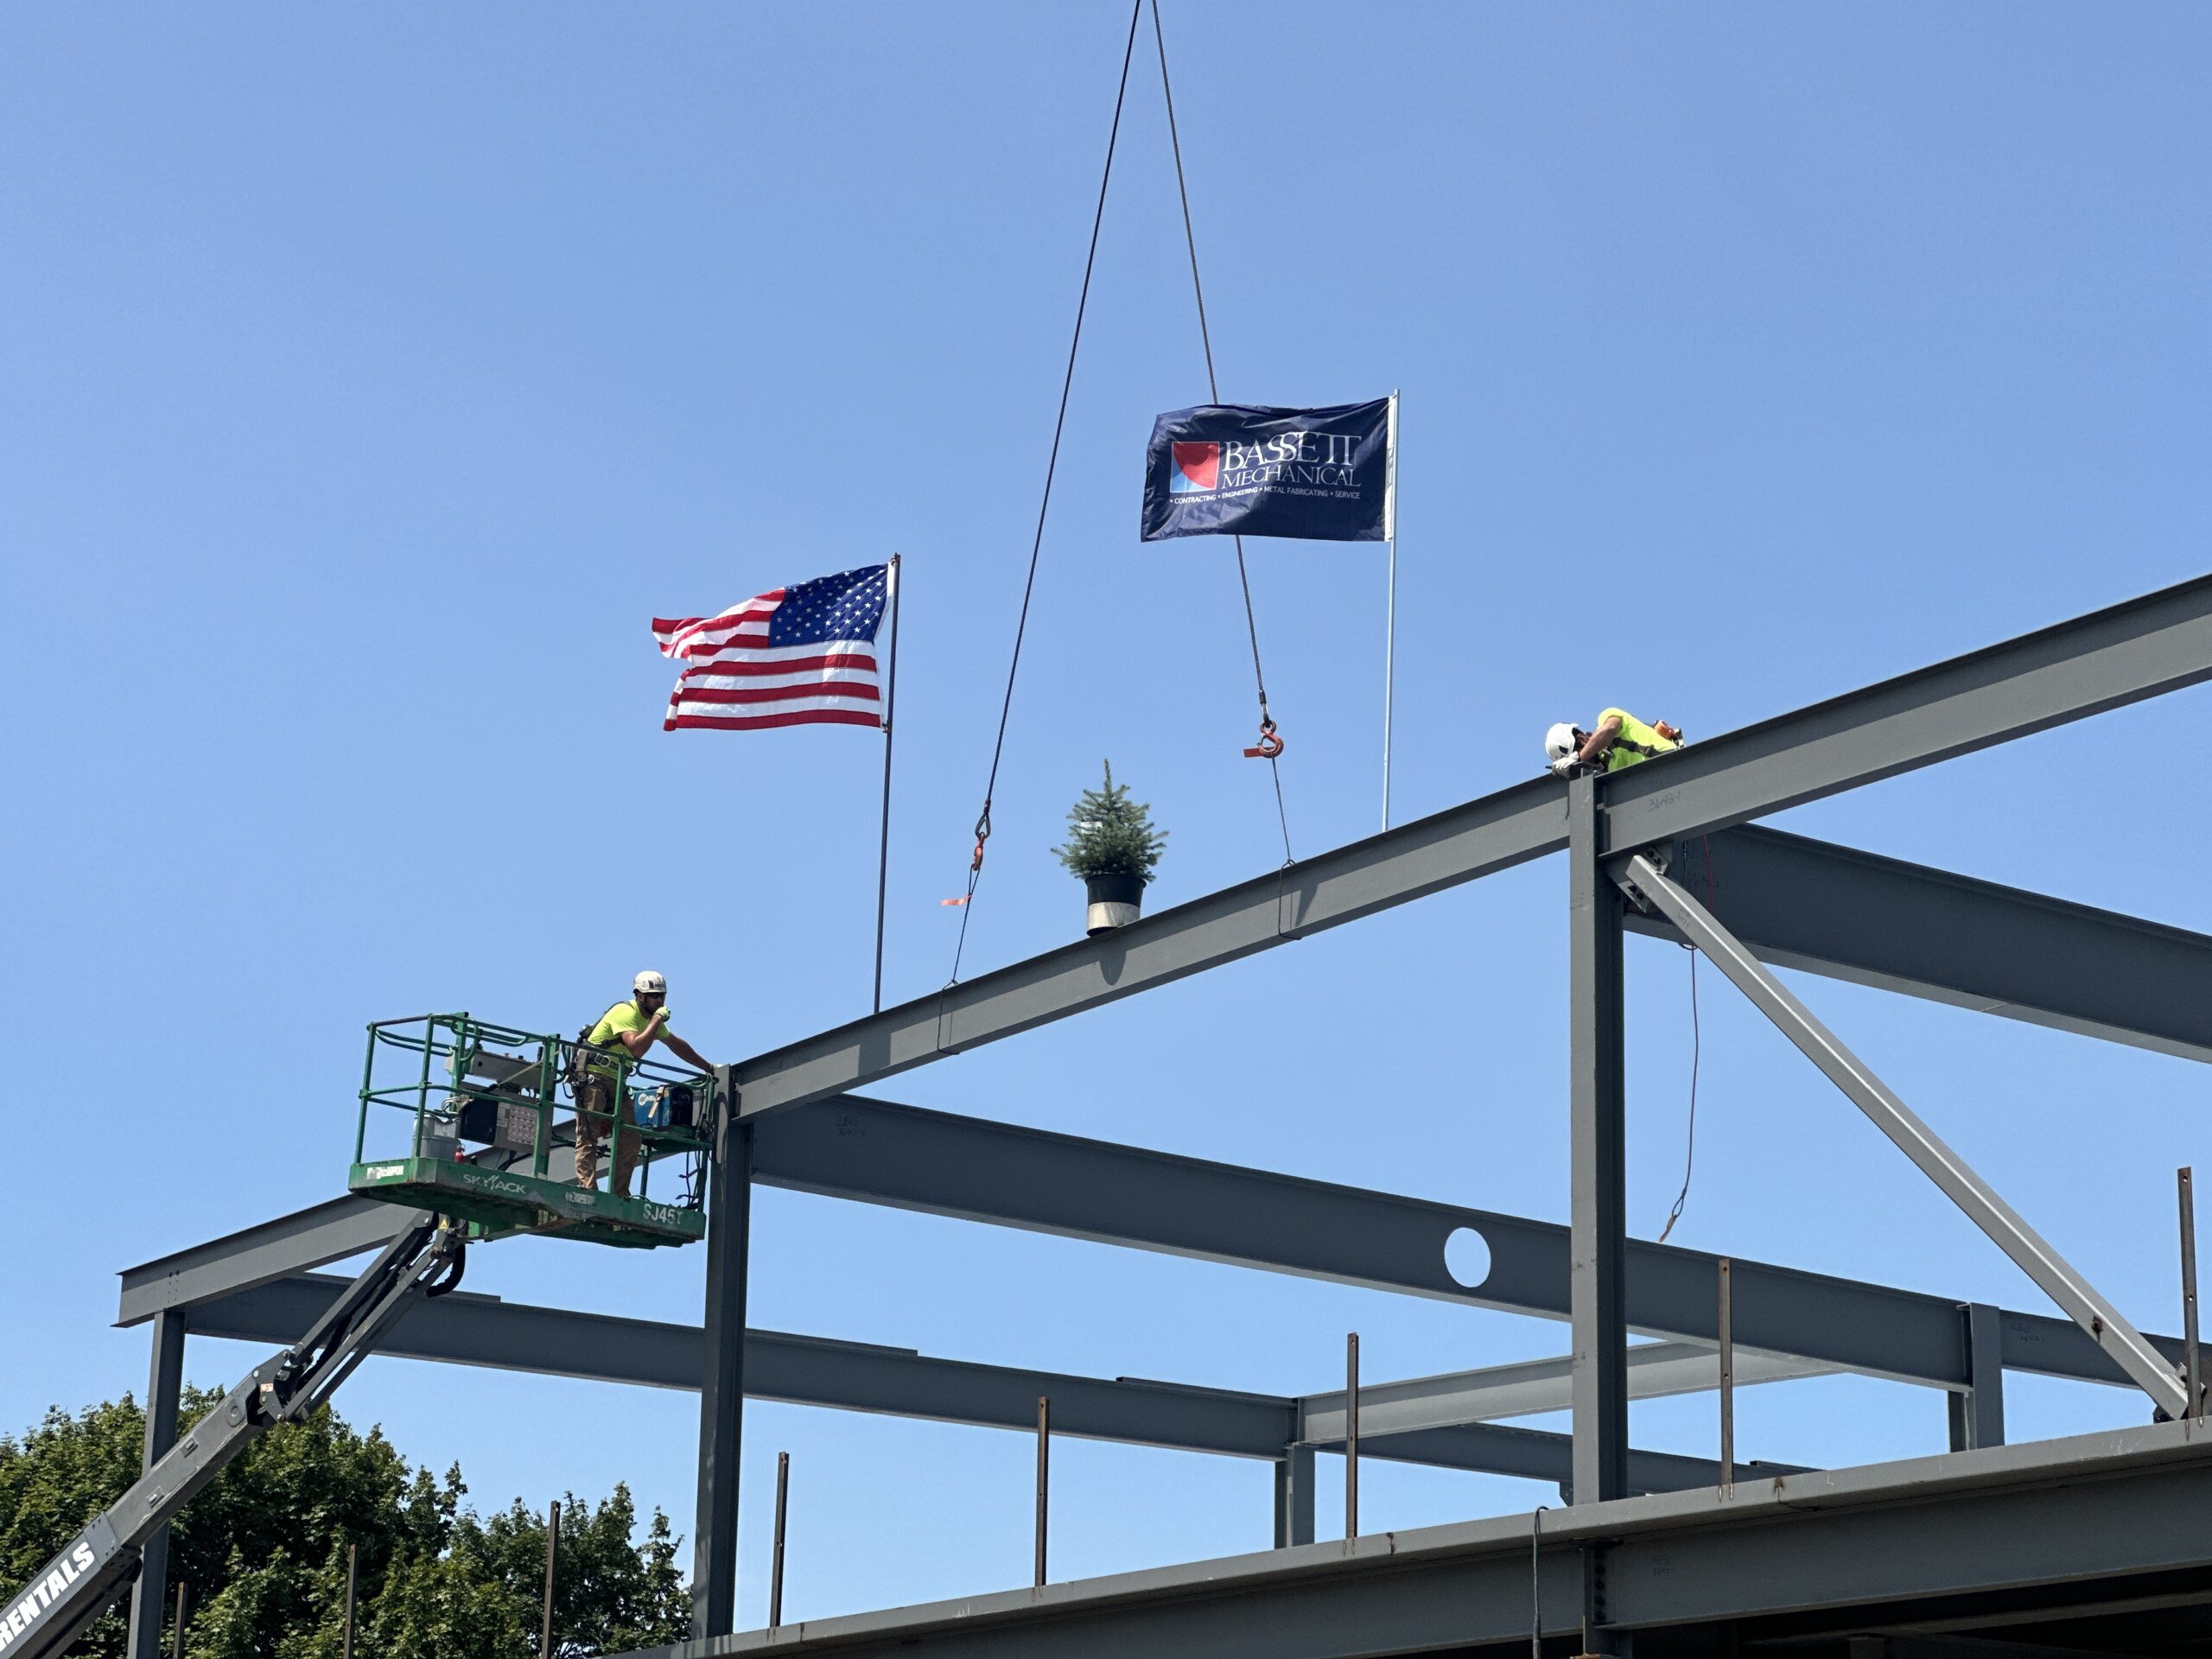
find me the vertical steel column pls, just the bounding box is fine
[1033,1397,1051,1587]
[1717,1259,1734,1491]
[1567,777,1630,1511]
[2182,1167,2201,1421]
[341,1543,358,1659]
[540,1500,560,1659]
[769,1452,790,1628]
[1947,1302,2006,1451]
[1343,1332,1360,1541]
[125,1310,188,1659]
[1272,1446,1315,1548]
[691,1095,755,1640]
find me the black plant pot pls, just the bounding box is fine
[1084,871,1145,936]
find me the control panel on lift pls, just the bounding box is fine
[350,1014,716,1249]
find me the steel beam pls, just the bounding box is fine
[1568,777,1630,1517]
[1601,573,2212,849]
[124,1102,2187,1393]
[693,1122,753,1640]
[181,1274,1763,1492]
[1643,826,2212,1065]
[724,783,1566,1118]
[1294,1343,1834,1441]
[118,1197,399,1325]
[612,1422,2212,1659]
[1623,852,2190,1420]
[1948,1303,2005,1452]
[1271,1448,1314,1548]
[123,1311,186,1659]
[723,576,2212,1121]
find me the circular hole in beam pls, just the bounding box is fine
[1444,1226,1491,1290]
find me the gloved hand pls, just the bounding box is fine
[1550,754,1580,779]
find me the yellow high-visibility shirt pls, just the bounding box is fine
[1597,709,1679,773]
[584,1000,679,1080]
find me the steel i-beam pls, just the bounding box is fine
[1619,853,2189,1420]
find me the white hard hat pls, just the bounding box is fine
[1543,722,1580,763]
[633,970,667,995]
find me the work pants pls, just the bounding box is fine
[573,1075,638,1197]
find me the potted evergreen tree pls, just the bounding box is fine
[1053,760,1167,935]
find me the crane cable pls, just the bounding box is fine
[947,0,1145,986]
[1153,0,1294,866]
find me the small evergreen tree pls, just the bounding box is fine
[1052,761,1166,884]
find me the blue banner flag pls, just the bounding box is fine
[1141,396,1396,543]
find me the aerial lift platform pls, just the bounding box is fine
[0,1014,717,1659]
[350,1013,716,1248]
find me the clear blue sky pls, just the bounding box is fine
[4,0,2208,1630]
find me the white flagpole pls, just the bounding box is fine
[872,555,902,1014]
[1382,390,1400,831]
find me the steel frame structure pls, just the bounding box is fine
[111,575,2212,1656]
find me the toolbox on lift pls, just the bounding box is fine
[350,1014,717,1249]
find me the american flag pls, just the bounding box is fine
[652,564,890,732]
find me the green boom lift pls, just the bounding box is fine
[0,1012,721,1659]
[350,1013,718,1248]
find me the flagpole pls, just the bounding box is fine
[872,556,902,1014]
[1381,391,1400,831]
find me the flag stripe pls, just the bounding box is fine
[667,706,885,732]
[673,681,880,707]
[680,670,878,695]
[679,646,875,674]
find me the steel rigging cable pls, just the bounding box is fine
[947,0,1146,985]
[1153,0,1294,866]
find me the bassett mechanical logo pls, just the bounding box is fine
[1168,441,1219,493]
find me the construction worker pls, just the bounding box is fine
[575,970,713,1198]
[1544,709,1684,779]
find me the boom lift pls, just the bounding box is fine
[0,1218,464,1659]
[0,1014,720,1659]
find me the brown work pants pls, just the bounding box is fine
[573,1075,638,1197]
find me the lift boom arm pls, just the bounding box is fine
[0,1219,463,1659]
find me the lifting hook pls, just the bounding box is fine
[1243,719,1285,760]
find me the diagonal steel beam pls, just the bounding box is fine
[727,576,2212,1120]
[185,1274,1763,1493]
[1621,852,2189,1419]
[1643,827,2212,1064]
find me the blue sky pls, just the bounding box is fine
[3,0,2208,1630]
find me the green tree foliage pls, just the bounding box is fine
[1052,760,1166,883]
[0,1393,688,1659]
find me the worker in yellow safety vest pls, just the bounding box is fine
[1544,710,1684,779]
[575,969,715,1198]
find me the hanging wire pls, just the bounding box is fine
[947,0,1147,986]
[1656,948,1700,1244]
[1656,836,1718,1243]
[1151,0,1294,865]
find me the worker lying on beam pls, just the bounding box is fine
[1544,709,1684,779]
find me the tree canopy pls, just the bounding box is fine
[0,1391,689,1659]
